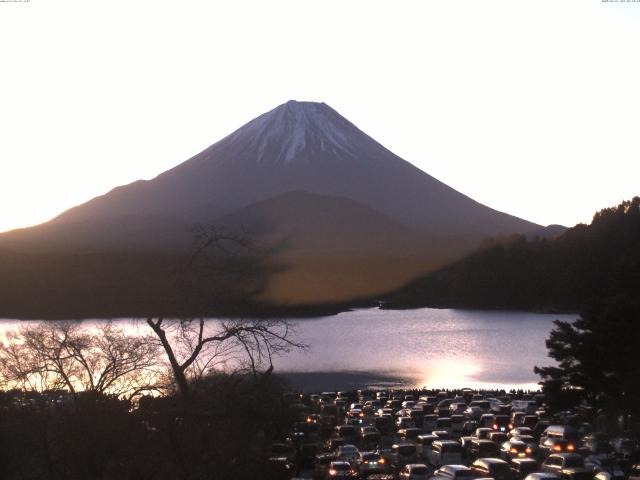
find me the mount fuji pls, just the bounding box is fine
[0,100,548,313]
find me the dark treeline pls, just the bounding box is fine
[385,197,640,312]
[0,375,295,480]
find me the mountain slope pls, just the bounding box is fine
[214,191,480,304]
[51,100,539,237]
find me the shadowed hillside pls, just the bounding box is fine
[385,197,640,312]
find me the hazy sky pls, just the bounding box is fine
[1,0,639,233]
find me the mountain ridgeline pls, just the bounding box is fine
[0,100,553,317]
[385,197,640,312]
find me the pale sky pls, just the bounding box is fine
[1,0,639,233]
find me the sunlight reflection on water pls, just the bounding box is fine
[0,308,577,390]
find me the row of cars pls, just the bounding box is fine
[267,389,639,480]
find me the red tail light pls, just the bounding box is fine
[510,448,519,454]
[493,424,499,430]
[553,445,562,452]
[509,424,514,430]
[526,447,533,454]
[379,458,385,464]
[567,444,575,451]
[329,469,337,476]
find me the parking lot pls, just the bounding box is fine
[267,389,640,480]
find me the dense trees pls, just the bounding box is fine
[534,299,640,429]
[386,197,640,312]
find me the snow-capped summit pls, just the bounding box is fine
[221,100,378,165]
[49,100,538,237]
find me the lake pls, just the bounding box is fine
[0,308,577,392]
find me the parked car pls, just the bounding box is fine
[336,444,359,463]
[356,451,388,477]
[423,414,438,432]
[511,435,539,457]
[480,414,496,428]
[488,432,509,446]
[501,440,534,461]
[400,428,423,441]
[398,417,418,429]
[392,443,419,467]
[430,465,480,480]
[628,464,640,480]
[541,453,592,480]
[471,458,512,480]
[493,415,513,432]
[476,428,493,440]
[315,453,339,480]
[510,458,540,480]
[417,434,439,458]
[428,440,463,467]
[335,425,358,442]
[468,439,500,462]
[359,426,382,447]
[523,473,561,480]
[539,438,576,458]
[327,460,357,478]
[399,463,430,480]
[510,428,534,439]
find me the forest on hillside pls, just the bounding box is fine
[385,197,640,312]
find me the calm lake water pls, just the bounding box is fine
[0,308,577,391]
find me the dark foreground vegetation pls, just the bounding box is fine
[386,197,640,312]
[0,375,295,480]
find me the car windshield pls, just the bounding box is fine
[442,444,461,453]
[333,463,350,471]
[398,445,416,455]
[491,464,509,475]
[481,444,497,453]
[565,457,585,468]
[458,470,478,478]
[412,466,428,475]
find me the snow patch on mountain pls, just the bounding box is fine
[226,100,360,164]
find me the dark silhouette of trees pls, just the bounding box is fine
[533,198,640,430]
[387,197,640,312]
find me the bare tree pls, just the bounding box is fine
[146,317,305,397]
[145,226,306,397]
[0,321,163,400]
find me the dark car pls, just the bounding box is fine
[541,454,592,480]
[360,426,382,448]
[356,451,388,478]
[539,438,576,459]
[336,424,358,442]
[501,440,534,461]
[493,415,513,433]
[468,439,500,462]
[315,453,339,480]
[510,458,540,480]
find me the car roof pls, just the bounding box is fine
[475,458,509,465]
[547,453,581,459]
[433,440,459,446]
[512,458,539,464]
[443,465,471,471]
